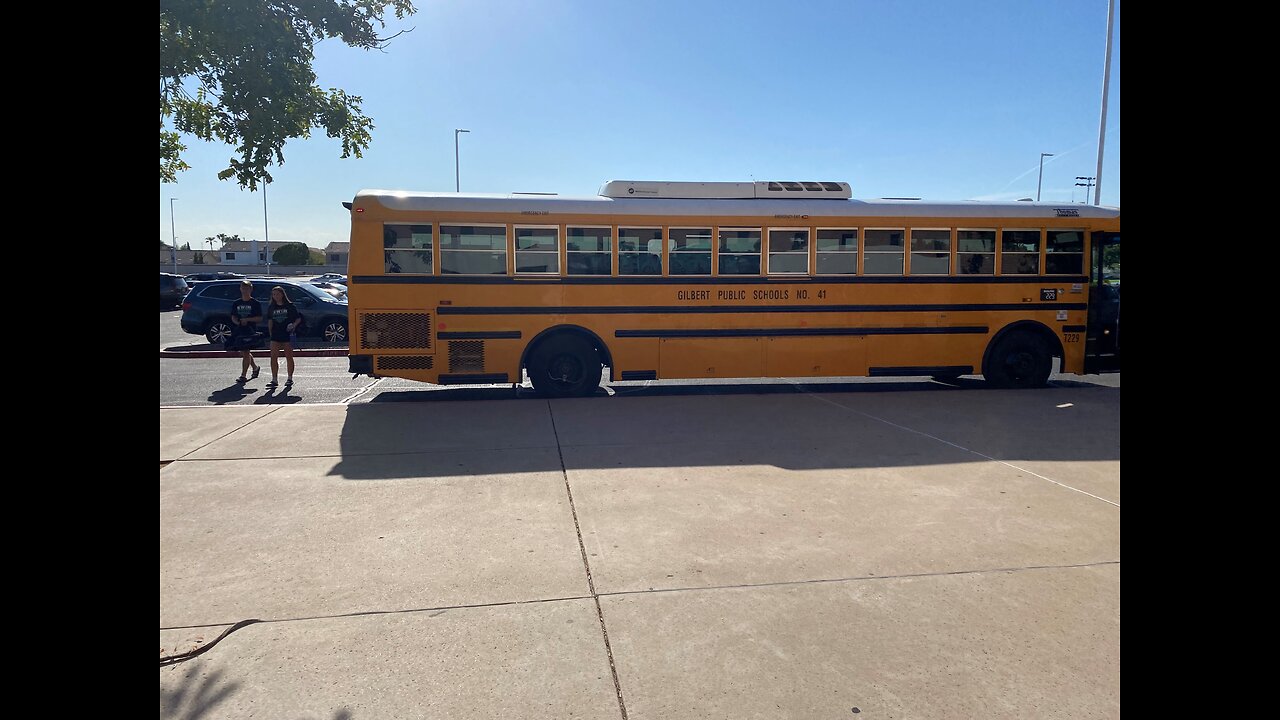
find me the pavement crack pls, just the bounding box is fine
[547,400,629,720]
[597,560,1122,599]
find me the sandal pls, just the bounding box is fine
[251,366,261,379]
[266,379,278,388]
[284,378,293,387]
[236,376,247,383]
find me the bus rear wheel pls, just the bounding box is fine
[983,332,1052,388]
[528,335,602,398]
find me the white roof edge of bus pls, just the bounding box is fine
[354,189,1119,219]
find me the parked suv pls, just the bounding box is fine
[185,271,245,283]
[160,273,189,309]
[179,279,349,345]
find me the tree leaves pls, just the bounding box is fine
[160,0,417,189]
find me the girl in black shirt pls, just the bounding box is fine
[266,286,302,387]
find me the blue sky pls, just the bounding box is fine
[160,0,1120,250]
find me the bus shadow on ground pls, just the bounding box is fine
[331,378,1120,479]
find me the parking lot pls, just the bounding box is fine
[161,373,1119,718]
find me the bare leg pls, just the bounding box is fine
[270,342,281,382]
[284,343,295,380]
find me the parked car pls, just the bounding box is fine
[160,273,190,309]
[311,272,347,285]
[179,278,349,345]
[308,280,347,300]
[185,271,245,283]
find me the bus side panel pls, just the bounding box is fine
[609,337,660,378]
[765,337,867,377]
[866,333,988,375]
[660,338,763,378]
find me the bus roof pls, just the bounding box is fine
[353,188,1120,220]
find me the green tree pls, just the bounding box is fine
[273,242,312,265]
[309,248,327,266]
[194,251,206,264]
[160,0,417,189]
[205,233,243,248]
[180,241,192,251]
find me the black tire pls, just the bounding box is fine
[205,319,234,346]
[528,335,602,398]
[321,319,348,343]
[983,331,1052,388]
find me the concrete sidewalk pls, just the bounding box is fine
[160,384,1120,719]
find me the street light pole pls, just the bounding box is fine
[455,129,470,192]
[169,198,178,274]
[1037,153,1054,202]
[263,180,271,276]
[1094,0,1116,206]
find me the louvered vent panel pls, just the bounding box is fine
[377,355,434,370]
[360,312,432,349]
[448,341,485,373]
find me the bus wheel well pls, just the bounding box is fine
[981,321,1062,387]
[983,321,1064,366]
[521,325,613,378]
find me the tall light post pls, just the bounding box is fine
[1094,0,1116,205]
[169,198,179,274]
[263,180,271,276]
[455,129,470,192]
[1037,153,1054,202]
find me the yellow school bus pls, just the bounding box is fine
[344,181,1120,396]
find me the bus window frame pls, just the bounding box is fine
[618,226,664,277]
[382,222,437,276]
[717,226,763,277]
[908,227,952,276]
[565,225,614,277]
[814,227,859,276]
[1046,228,1087,275]
[862,227,906,276]
[767,227,811,276]
[513,224,562,276]
[668,226,715,277]
[956,228,997,276]
[439,222,510,276]
[999,227,1042,276]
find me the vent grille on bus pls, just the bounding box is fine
[360,312,432,349]
[376,355,434,371]
[448,341,485,373]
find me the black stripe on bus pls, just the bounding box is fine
[437,373,510,385]
[614,326,988,339]
[619,370,658,381]
[440,303,1085,316]
[1063,325,1087,332]
[870,366,974,377]
[436,331,522,340]
[355,275,1089,286]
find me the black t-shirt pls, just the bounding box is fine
[230,298,262,332]
[267,303,300,341]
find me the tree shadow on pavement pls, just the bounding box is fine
[160,667,354,719]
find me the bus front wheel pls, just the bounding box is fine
[983,332,1052,388]
[528,335,602,398]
